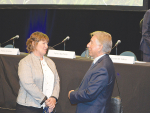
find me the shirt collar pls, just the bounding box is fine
[93,54,106,64]
[31,52,45,60]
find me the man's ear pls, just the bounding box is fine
[98,44,103,53]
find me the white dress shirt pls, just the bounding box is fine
[93,54,106,64]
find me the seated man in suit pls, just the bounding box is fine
[68,31,115,113]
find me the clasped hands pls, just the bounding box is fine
[44,90,74,113]
[45,97,56,113]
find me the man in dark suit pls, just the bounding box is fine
[140,9,150,62]
[68,31,115,113]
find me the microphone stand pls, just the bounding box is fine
[52,42,63,48]
[116,45,118,55]
[52,36,70,50]
[13,39,15,48]
[64,42,66,51]
[52,41,67,51]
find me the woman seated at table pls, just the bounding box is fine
[16,31,60,113]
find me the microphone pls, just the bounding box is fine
[0,35,19,47]
[62,36,70,42]
[112,40,121,50]
[115,40,121,46]
[52,36,70,48]
[113,40,121,55]
[10,35,19,40]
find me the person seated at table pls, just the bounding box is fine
[16,31,60,113]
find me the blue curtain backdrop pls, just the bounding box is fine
[25,9,56,52]
[28,9,48,36]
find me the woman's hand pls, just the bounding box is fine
[48,107,53,113]
[45,97,56,110]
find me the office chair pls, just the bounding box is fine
[81,48,89,58]
[4,44,14,48]
[120,51,137,61]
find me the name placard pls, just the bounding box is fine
[109,55,135,64]
[0,48,20,55]
[47,50,76,59]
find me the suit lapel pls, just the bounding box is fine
[79,55,108,88]
[88,54,108,71]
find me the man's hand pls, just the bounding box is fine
[68,90,74,99]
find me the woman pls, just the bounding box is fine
[16,31,60,113]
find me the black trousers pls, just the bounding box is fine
[16,103,43,113]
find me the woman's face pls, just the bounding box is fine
[33,40,48,58]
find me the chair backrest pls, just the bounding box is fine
[120,51,137,61]
[4,44,13,48]
[81,48,89,58]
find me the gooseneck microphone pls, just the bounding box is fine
[112,40,121,50]
[62,36,70,42]
[52,36,70,48]
[10,35,19,40]
[0,35,19,48]
[115,40,121,46]
[111,40,121,55]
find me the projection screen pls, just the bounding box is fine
[0,0,148,11]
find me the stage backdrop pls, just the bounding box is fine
[0,9,147,60]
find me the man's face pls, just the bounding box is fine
[87,36,102,59]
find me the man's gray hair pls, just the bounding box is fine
[90,31,112,54]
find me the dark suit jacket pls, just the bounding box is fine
[140,9,150,56]
[70,54,115,113]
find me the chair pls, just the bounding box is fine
[4,44,13,48]
[81,48,89,58]
[120,51,137,61]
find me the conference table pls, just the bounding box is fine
[0,54,150,113]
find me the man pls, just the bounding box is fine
[140,9,150,62]
[68,31,115,113]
